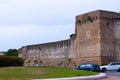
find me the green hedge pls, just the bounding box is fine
[0,55,24,67]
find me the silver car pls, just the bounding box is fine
[100,62,120,72]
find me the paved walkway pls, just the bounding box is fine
[32,74,120,80]
[101,76,120,80]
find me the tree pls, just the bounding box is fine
[4,49,18,57]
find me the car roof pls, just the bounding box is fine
[80,62,99,65]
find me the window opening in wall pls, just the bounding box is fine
[87,16,93,22]
[77,20,81,24]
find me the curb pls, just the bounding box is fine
[32,73,107,80]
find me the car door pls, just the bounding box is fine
[108,63,117,70]
[114,63,120,70]
[85,64,92,71]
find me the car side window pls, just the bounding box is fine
[94,65,99,67]
[86,64,92,68]
[116,63,120,65]
[80,64,86,68]
[111,63,116,66]
[114,63,118,65]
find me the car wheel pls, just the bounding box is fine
[102,68,106,72]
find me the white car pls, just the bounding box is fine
[100,62,120,72]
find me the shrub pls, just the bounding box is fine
[87,16,93,22]
[0,55,24,67]
[4,49,18,57]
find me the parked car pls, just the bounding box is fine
[100,62,120,72]
[76,63,100,72]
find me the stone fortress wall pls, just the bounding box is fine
[18,10,120,67]
[18,38,76,68]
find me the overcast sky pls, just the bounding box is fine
[0,0,120,51]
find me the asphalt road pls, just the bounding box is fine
[104,71,120,77]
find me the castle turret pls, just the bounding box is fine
[75,10,120,65]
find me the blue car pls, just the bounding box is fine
[77,63,100,72]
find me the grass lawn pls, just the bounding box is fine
[0,66,99,80]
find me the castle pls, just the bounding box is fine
[18,10,120,67]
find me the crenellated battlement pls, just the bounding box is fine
[76,10,119,25]
[22,39,71,52]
